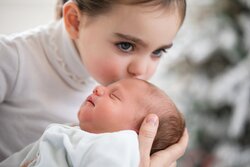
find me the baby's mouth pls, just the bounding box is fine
[86,95,95,106]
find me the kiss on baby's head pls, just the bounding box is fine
[78,78,185,155]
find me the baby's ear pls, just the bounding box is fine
[63,1,81,39]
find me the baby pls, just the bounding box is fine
[78,78,185,155]
[6,78,185,167]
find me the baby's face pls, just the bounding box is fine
[78,78,148,133]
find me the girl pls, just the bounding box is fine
[0,0,188,166]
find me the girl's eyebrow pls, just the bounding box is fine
[114,32,173,50]
[114,33,147,47]
[155,43,173,51]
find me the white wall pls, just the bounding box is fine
[0,0,57,34]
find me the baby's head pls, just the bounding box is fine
[139,81,185,154]
[78,78,185,154]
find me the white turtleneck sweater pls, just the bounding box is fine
[0,20,97,161]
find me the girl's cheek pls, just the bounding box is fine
[150,62,159,74]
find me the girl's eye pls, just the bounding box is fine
[152,49,167,58]
[116,42,134,52]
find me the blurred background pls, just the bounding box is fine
[152,0,250,166]
[1,0,250,166]
[0,0,55,34]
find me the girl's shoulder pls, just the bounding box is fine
[0,21,60,46]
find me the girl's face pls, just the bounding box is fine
[75,4,181,85]
[78,78,147,133]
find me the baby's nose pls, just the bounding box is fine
[93,86,105,96]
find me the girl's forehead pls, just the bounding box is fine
[82,3,181,50]
[99,4,181,47]
[105,3,180,20]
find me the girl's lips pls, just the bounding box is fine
[86,95,95,106]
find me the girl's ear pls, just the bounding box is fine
[63,1,81,39]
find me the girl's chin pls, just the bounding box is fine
[97,78,119,86]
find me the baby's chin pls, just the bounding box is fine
[77,109,81,121]
[77,107,87,124]
[79,124,99,133]
[79,123,115,134]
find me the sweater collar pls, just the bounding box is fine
[45,20,96,91]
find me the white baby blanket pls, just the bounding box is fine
[0,124,139,167]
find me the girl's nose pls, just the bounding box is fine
[128,58,148,77]
[93,86,105,96]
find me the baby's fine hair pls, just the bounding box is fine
[72,0,186,25]
[139,80,185,155]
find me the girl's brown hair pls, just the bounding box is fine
[72,0,186,25]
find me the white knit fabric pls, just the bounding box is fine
[0,20,97,161]
[0,124,139,167]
